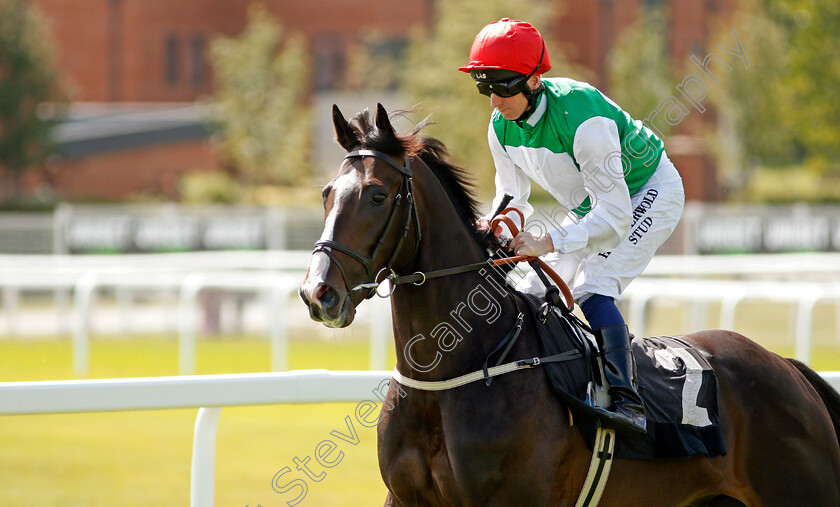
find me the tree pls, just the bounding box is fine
[208,4,311,187]
[606,6,675,135]
[708,0,798,174]
[400,1,585,195]
[710,0,840,172]
[0,0,65,199]
[764,0,840,168]
[698,0,840,202]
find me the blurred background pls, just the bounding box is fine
[1,0,839,505]
[1,0,838,255]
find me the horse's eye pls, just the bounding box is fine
[371,192,388,205]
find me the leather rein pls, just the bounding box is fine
[313,149,574,311]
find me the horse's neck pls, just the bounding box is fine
[389,198,519,381]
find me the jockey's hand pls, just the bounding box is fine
[510,231,553,257]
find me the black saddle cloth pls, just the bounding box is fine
[517,293,727,460]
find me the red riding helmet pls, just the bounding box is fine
[458,18,552,76]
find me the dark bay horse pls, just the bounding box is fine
[299,103,840,506]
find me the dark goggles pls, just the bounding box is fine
[471,40,545,98]
[475,75,530,98]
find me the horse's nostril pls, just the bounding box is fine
[315,284,329,300]
[319,285,339,308]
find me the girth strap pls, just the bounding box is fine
[575,427,616,507]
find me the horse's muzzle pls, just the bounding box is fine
[299,280,355,328]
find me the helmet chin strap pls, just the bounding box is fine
[512,39,546,123]
[514,80,545,123]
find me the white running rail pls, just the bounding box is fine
[0,370,393,507]
[2,370,840,505]
[2,252,840,372]
[0,251,395,376]
[623,279,840,365]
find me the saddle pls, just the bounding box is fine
[516,292,727,460]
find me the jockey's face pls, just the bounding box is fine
[488,75,541,121]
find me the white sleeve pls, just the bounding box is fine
[484,121,533,236]
[548,116,632,254]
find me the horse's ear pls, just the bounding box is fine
[332,104,356,152]
[374,103,395,136]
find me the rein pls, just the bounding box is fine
[378,254,574,310]
[369,204,575,311]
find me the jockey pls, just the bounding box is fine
[460,18,685,436]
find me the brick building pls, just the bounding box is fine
[22,0,730,202]
[30,0,432,102]
[20,0,432,201]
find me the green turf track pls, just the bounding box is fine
[0,335,395,506]
[1,300,839,506]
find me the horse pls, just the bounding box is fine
[299,103,840,506]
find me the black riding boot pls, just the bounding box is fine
[594,324,647,436]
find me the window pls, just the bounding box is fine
[190,35,205,86]
[165,34,179,84]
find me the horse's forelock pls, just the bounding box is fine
[345,109,420,158]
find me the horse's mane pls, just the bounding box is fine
[345,109,501,250]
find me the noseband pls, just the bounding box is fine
[313,150,422,299]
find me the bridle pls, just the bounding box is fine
[313,149,421,299]
[313,149,576,311]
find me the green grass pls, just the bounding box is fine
[0,334,396,507]
[1,300,839,506]
[0,333,397,381]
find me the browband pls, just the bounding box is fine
[346,149,412,176]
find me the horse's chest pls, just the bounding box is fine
[379,406,459,504]
[379,384,565,505]
[382,433,507,506]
